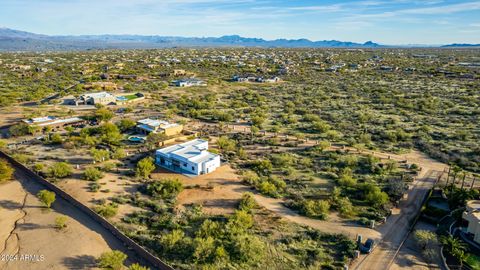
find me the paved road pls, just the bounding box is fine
[352,169,441,270]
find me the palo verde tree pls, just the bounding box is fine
[136,157,156,179]
[37,190,56,208]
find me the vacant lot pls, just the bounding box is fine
[0,169,139,270]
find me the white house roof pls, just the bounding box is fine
[137,118,169,127]
[36,117,83,127]
[137,118,180,130]
[156,139,218,163]
[23,116,56,124]
[24,117,83,127]
[82,92,114,99]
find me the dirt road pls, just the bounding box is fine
[352,169,441,270]
[251,193,381,240]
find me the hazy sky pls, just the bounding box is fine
[1,0,480,44]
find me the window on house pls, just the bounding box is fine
[192,166,194,171]
[183,163,187,167]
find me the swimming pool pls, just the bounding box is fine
[128,136,146,143]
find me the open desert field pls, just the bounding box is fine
[0,169,139,270]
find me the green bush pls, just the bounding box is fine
[83,167,104,181]
[144,178,183,199]
[98,250,127,270]
[258,181,278,197]
[136,157,155,178]
[0,159,14,184]
[37,190,56,208]
[239,192,257,212]
[95,203,118,218]
[301,200,330,220]
[48,162,73,179]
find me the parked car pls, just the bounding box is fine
[360,238,375,253]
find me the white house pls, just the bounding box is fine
[172,78,207,87]
[74,92,116,106]
[136,118,183,136]
[155,139,220,175]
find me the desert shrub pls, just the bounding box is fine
[128,263,150,270]
[239,192,257,212]
[301,200,330,220]
[83,167,104,181]
[250,159,272,176]
[363,184,389,208]
[242,170,260,185]
[91,148,110,163]
[258,181,278,197]
[136,157,155,178]
[226,210,254,234]
[89,182,100,192]
[37,190,56,208]
[95,202,118,218]
[337,197,356,218]
[98,250,127,270]
[0,159,13,184]
[144,178,183,199]
[48,162,73,179]
[229,234,265,264]
[112,148,126,159]
[54,215,68,230]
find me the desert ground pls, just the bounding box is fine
[0,169,140,270]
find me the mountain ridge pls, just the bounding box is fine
[0,28,478,51]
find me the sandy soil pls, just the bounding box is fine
[153,165,250,215]
[390,221,442,270]
[58,171,145,224]
[0,170,140,270]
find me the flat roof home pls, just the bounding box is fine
[136,118,183,136]
[172,78,207,87]
[23,116,85,129]
[74,92,116,106]
[155,139,220,175]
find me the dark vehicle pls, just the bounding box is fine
[360,238,375,254]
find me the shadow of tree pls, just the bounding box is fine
[17,222,46,231]
[62,255,97,270]
[0,200,23,210]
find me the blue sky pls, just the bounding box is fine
[1,0,480,44]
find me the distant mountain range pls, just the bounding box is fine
[441,43,480,48]
[0,28,478,51]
